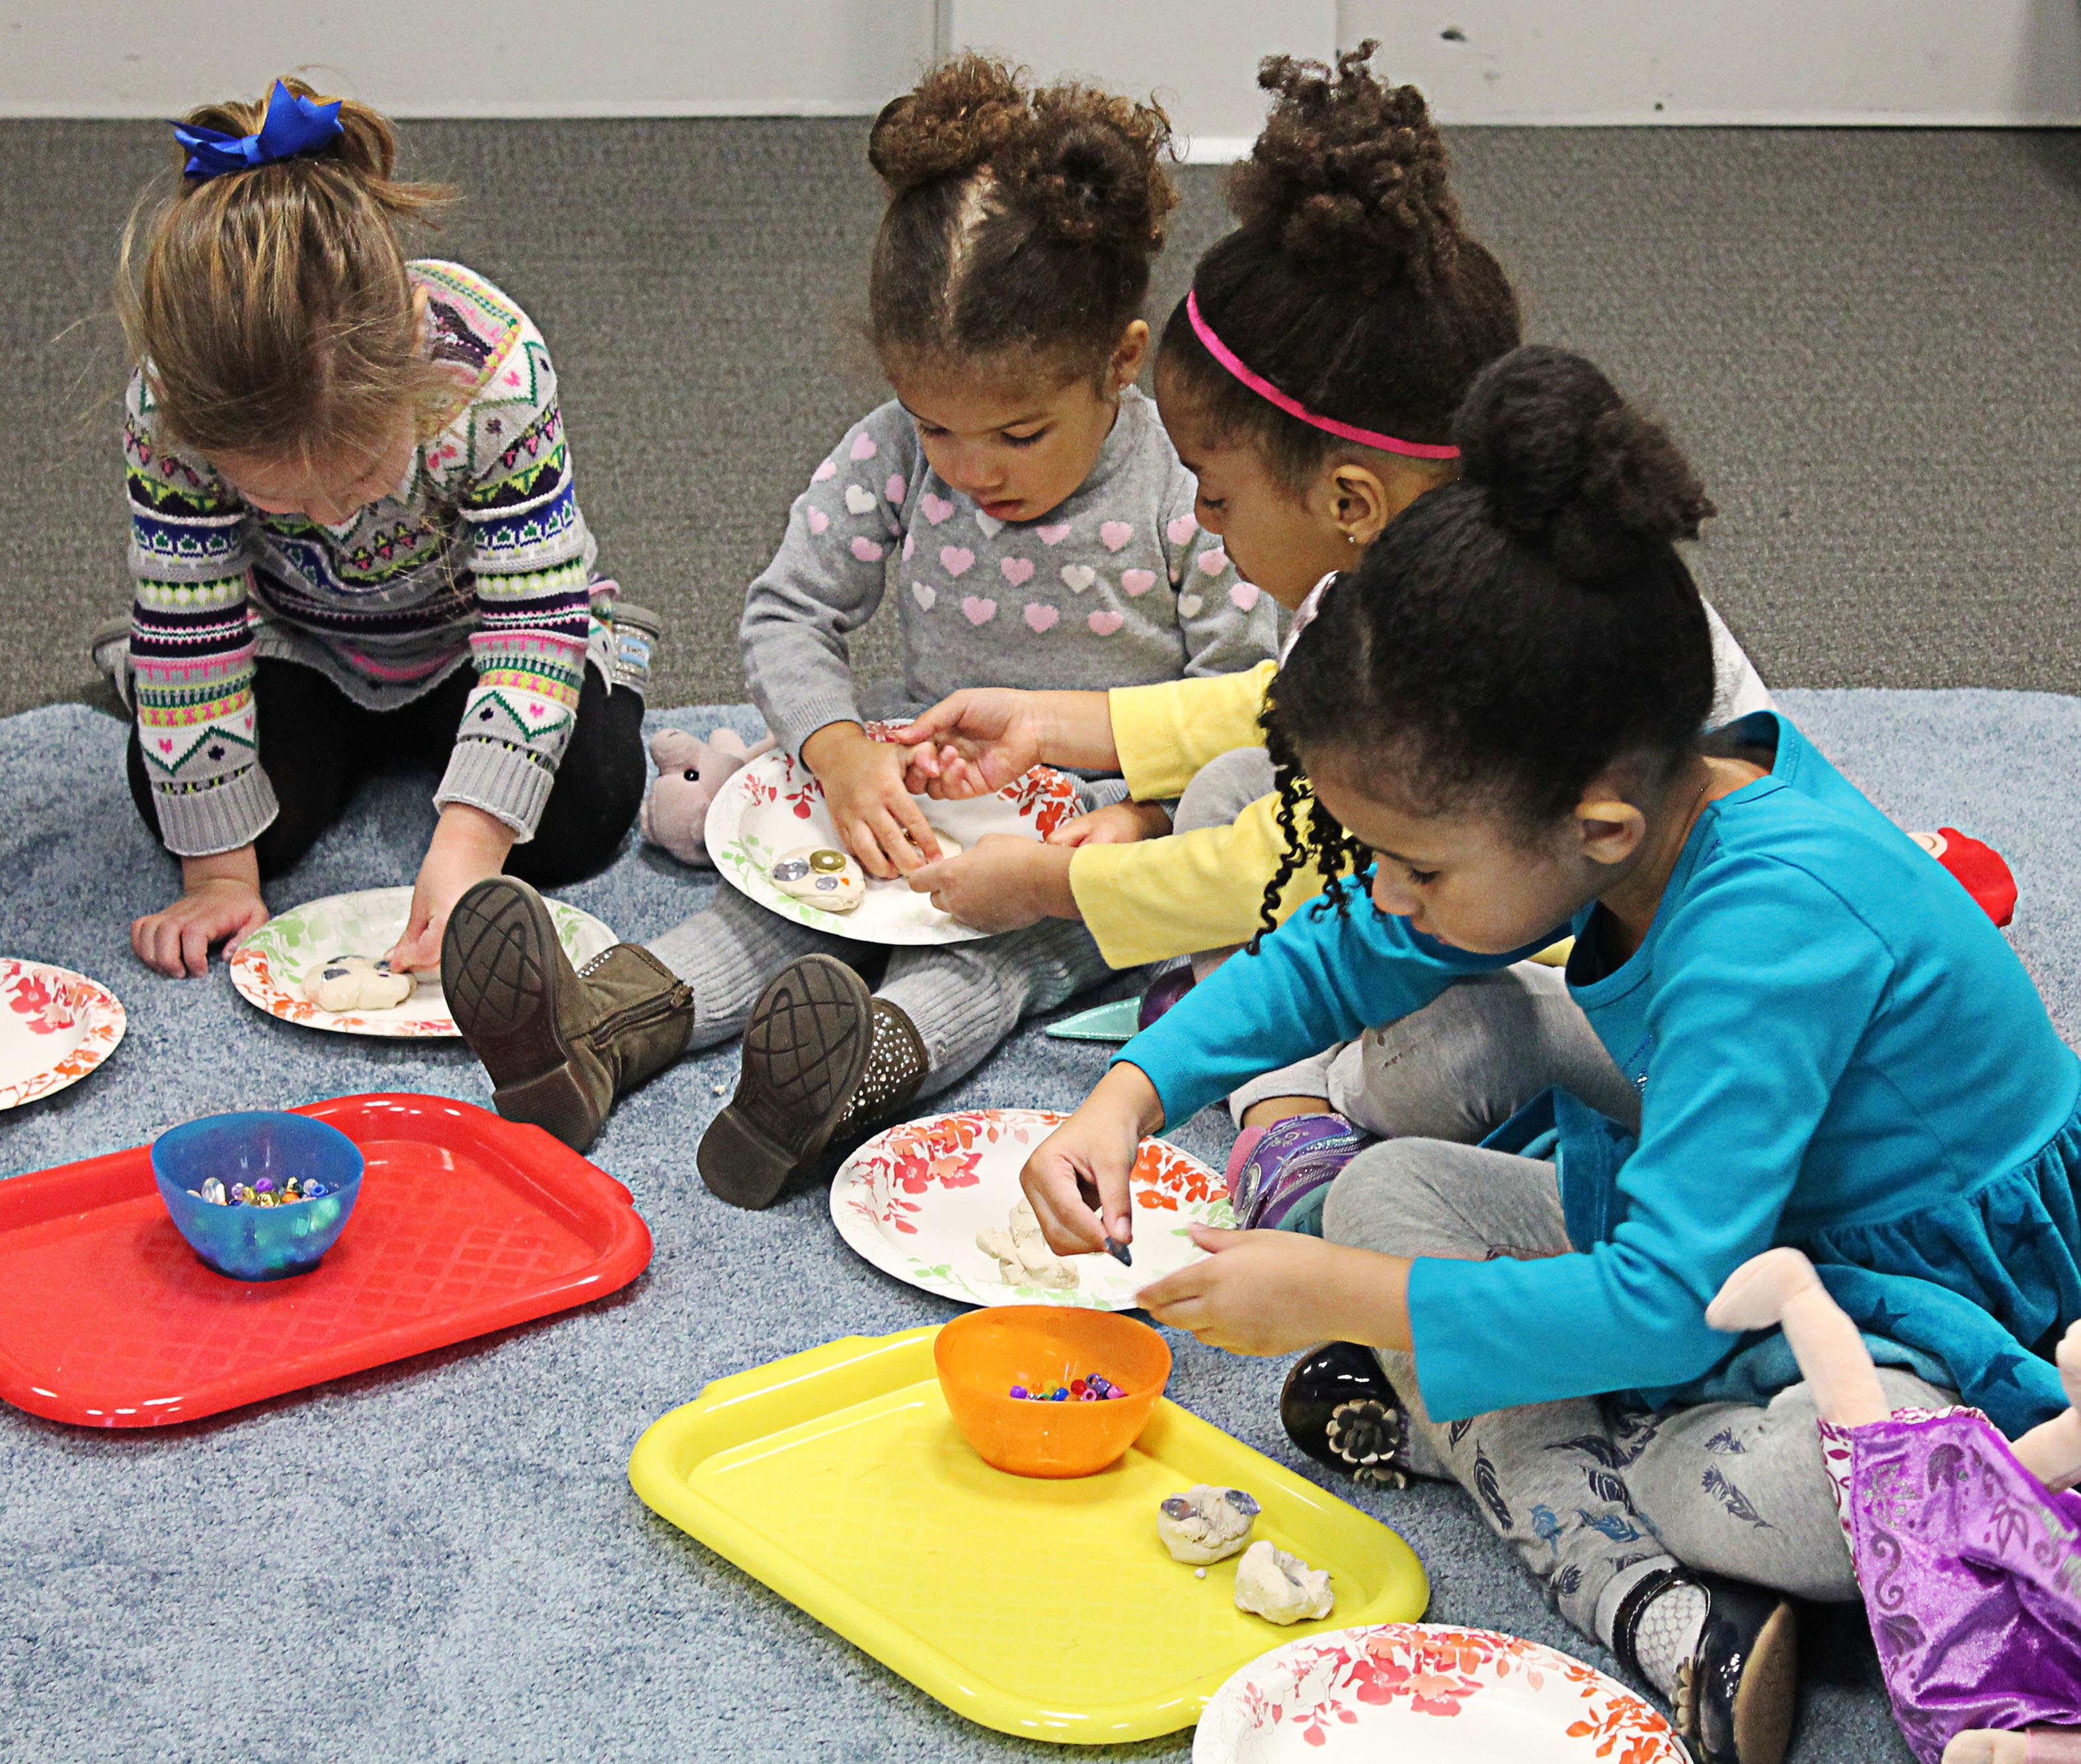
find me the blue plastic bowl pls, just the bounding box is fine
[152,1111,364,1281]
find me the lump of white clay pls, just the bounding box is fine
[909,828,963,863]
[1157,1485,1261,1564]
[771,846,865,912]
[1233,1540,1335,1625]
[303,954,414,1013]
[975,1198,1078,1291]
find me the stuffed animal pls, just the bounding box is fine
[639,727,775,867]
[1708,1249,2081,1763]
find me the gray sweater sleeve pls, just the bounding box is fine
[740,403,917,758]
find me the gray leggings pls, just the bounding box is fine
[1324,1135,1953,1644]
[646,817,1116,1095]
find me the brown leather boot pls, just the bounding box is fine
[443,877,693,1154]
[697,954,927,1209]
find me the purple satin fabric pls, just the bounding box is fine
[1834,1411,2081,1762]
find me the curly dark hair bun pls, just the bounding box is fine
[868,54,1029,192]
[1158,44,1517,487]
[1001,97,1171,253]
[868,56,1177,380]
[1457,345,1716,582]
[1231,44,1461,290]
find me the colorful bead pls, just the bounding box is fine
[201,1178,226,1205]
[253,1178,275,1195]
[1008,1385,1029,1400]
[305,1182,329,1199]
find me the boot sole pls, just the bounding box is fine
[442,879,596,1150]
[699,955,873,1210]
[1727,1597,1798,1764]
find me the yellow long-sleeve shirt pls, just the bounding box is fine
[1068,662,1336,967]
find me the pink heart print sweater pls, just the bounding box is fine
[738,386,1280,758]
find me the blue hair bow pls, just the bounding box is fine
[173,79,344,180]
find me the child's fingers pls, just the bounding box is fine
[1136,1258,1210,1314]
[886,789,941,867]
[1046,813,1095,848]
[180,919,214,978]
[840,813,896,879]
[1023,1154,1110,1255]
[888,698,961,744]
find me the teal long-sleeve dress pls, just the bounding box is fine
[1119,713,2081,1433]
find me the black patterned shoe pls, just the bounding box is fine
[1613,1566,1799,1764]
[1279,1342,1412,1490]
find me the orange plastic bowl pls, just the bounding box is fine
[934,1305,1171,1478]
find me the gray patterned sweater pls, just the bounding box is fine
[740,387,1279,758]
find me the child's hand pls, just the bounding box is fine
[1046,800,1171,848]
[1021,1062,1163,1253]
[386,804,517,971]
[132,852,270,978]
[909,834,1076,932]
[1139,1226,1415,1357]
[892,688,1048,800]
[803,721,941,878]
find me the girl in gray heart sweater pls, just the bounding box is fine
[439,56,1277,1198]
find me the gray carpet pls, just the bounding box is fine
[2,687,2076,1763]
[6,120,2081,721]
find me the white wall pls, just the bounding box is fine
[943,0,1334,153]
[1339,0,2081,125]
[0,0,937,117]
[3,0,2078,127]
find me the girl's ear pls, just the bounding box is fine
[1111,319,1151,389]
[1573,796,1647,868]
[1302,460,1392,551]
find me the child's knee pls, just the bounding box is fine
[1320,1139,1459,1256]
[1173,746,1277,836]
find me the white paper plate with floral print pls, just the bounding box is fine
[707,729,1082,947]
[0,960,126,1110]
[229,886,615,1037]
[1193,1623,1686,1763]
[829,1107,1232,1309]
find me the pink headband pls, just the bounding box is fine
[1185,289,1460,461]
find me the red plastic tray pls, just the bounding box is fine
[0,1092,652,1427]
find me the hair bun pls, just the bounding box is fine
[1454,344,1714,581]
[1228,42,1460,289]
[869,54,1030,193]
[1000,89,1173,252]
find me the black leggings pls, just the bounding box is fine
[127,658,646,887]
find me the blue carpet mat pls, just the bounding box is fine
[3,690,2075,1764]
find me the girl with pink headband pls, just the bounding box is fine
[898,44,1770,959]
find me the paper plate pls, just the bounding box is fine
[707,730,1082,946]
[830,1107,1232,1310]
[1193,1623,1686,1763]
[229,887,615,1037]
[0,960,126,1111]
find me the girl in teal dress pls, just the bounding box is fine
[1020,346,2081,1764]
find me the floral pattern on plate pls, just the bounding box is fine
[0,960,126,1111]
[829,1107,1231,1310]
[1194,1623,1684,1763]
[708,724,1081,947]
[230,887,615,1038]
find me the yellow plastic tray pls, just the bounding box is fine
[628,1326,1429,1744]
